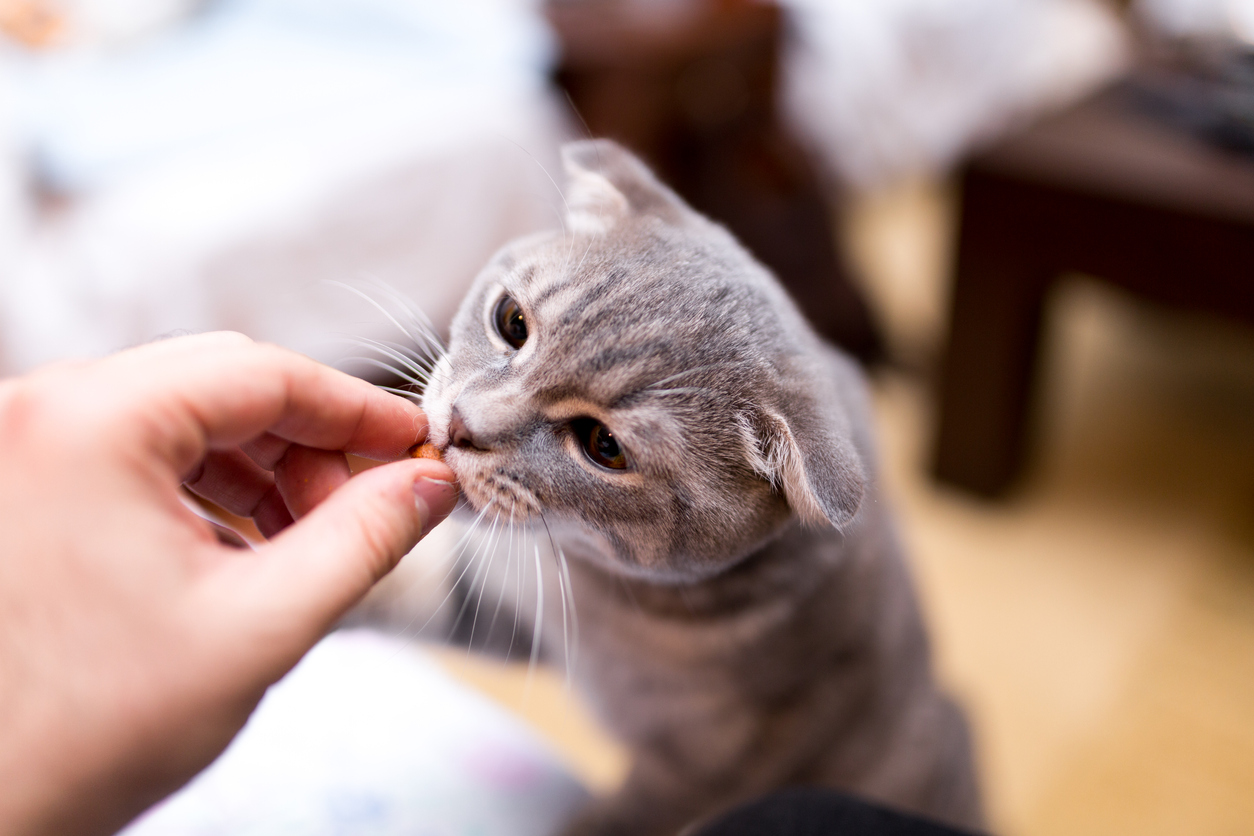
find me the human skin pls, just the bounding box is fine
[0,331,458,836]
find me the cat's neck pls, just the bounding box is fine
[569,517,862,621]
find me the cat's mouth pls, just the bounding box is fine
[421,363,540,520]
[445,450,541,522]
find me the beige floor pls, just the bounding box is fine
[436,181,1254,835]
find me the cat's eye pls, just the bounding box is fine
[493,294,528,349]
[572,418,629,470]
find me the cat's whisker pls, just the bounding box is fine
[644,387,713,397]
[351,335,437,374]
[333,336,426,372]
[491,132,568,216]
[327,280,439,357]
[390,337,435,365]
[377,385,421,402]
[444,509,497,646]
[426,515,493,647]
[494,138,577,274]
[540,514,577,687]
[509,521,529,666]
[337,331,434,366]
[350,347,432,387]
[348,356,427,389]
[558,196,583,278]
[567,232,596,285]
[524,535,546,697]
[559,228,574,282]
[514,183,567,242]
[384,501,485,646]
[334,337,435,384]
[332,351,418,385]
[485,507,520,647]
[421,352,454,398]
[410,329,446,370]
[462,508,507,652]
[392,499,492,641]
[367,289,446,364]
[557,542,578,686]
[510,517,534,659]
[642,362,757,392]
[364,280,448,359]
[386,495,479,616]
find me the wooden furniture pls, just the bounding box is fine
[933,83,1254,495]
[545,0,884,364]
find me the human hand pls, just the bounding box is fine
[0,332,457,836]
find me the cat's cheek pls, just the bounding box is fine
[449,465,484,507]
[436,450,485,509]
[436,445,469,493]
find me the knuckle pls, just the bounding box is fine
[0,379,41,435]
[0,376,84,453]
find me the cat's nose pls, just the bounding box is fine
[448,406,484,451]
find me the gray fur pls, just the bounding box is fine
[366,140,982,834]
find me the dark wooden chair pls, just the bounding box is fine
[933,82,1254,496]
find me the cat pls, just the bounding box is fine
[354,140,982,836]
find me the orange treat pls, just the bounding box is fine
[410,442,443,462]
[0,1,65,48]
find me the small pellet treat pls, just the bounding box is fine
[410,442,443,462]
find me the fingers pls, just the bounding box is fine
[180,446,293,539]
[183,448,274,518]
[240,458,458,634]
[181,447,294,537]
[185,443,356,538]
[239,432,291,471]
[274,445,351,520]
[98,333,428,477]
[253,491,295,539]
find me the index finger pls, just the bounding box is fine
[100,333,429,477]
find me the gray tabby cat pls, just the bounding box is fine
[359,140,981,835]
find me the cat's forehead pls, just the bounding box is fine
[494,230,768,404]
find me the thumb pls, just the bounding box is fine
[246,458,458,634]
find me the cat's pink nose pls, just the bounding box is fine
[448,406,482,451]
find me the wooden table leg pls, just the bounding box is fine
[933,171,1054,496]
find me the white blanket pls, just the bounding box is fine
[119,630,588,836]
[0,0,569,374]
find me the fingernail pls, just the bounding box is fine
[414,476,458,538]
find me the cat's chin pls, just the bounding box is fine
[447,456,543,522]
[453,490,541,524]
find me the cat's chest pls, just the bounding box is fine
[560,548,811,683]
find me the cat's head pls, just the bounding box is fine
[422,140,865,582]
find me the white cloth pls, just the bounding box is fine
[119,630,588,836]
[0,0,570,374]
[780,0,1130,188]
[1136,0,1254,42]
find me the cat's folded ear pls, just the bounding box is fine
[561,140,690,233]
[742,380,867,530]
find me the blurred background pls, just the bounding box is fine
[2,1,1253,834]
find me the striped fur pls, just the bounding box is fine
[376,141,982,834]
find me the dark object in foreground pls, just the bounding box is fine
[933,80,1254,496]
[692,787,981,836]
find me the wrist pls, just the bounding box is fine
[0,673,73,835]
[0,660,156,836]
